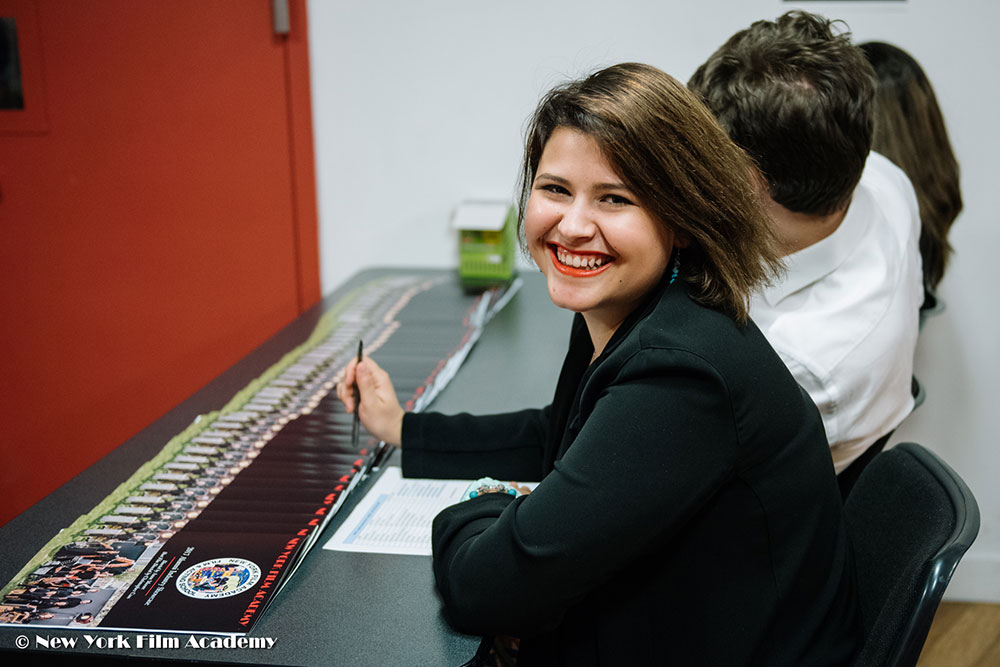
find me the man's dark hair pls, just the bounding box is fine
[688,11,876,216]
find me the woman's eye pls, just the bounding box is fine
[539,183,570,196]
[603,193,634,206]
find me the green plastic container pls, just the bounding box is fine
[455,202,516,290]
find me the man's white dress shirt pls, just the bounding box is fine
[751,152,924,473]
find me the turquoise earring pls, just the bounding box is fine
[669,250,681,285]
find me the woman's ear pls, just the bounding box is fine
[674,232,692,249]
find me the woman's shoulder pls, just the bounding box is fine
[604,283,832,476]
[604,284,803,409]
[628,284,773,366]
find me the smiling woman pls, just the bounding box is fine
[525,127,677,356]
[337,63,862,666]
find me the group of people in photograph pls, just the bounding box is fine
[1,540,141,625]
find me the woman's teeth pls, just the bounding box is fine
[556,248,608,269]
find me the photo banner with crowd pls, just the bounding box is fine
[0,272,520,634]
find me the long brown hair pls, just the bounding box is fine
[518,62,782,324]
[860,41,963,291]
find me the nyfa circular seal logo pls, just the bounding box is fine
[176,558,261,599]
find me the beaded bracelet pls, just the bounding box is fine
[462,477,520,501]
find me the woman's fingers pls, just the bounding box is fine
[356,357,388,396]
[336,357,360,413]
[335,356,404,446]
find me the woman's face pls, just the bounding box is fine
[525,127,676,330]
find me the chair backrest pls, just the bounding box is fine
[838,377,926,499]
[844,442,980,667]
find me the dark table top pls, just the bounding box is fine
[0,268,572,665]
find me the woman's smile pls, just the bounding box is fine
[524,127,676,340]
[548,243,614,276]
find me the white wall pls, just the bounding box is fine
[308,0,1000,602]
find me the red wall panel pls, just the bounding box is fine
[0,1,320,526]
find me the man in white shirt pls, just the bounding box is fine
[688,11,923,480]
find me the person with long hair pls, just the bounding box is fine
[338,63,859,665]
[860,41,963,306]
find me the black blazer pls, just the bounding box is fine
[402,278,860,666]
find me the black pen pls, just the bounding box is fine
[351,340,363,452]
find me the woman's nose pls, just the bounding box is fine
[556,201,597,240]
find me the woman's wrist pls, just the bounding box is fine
[388,409,404,447]
[461,477,521,501]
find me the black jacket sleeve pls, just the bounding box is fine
[429,348,740,637]
[401,406,551,482]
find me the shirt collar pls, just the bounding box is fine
[760,185,873,306]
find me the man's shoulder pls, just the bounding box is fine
[860,152,921,229]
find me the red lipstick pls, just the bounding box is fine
[547,243,613,277]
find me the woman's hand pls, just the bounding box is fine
[335,355,404,446]
[510,483,533,496]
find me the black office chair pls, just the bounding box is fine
[844,442,980,667]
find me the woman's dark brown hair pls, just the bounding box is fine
[518,62,782,323]
[860,41,963,292]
